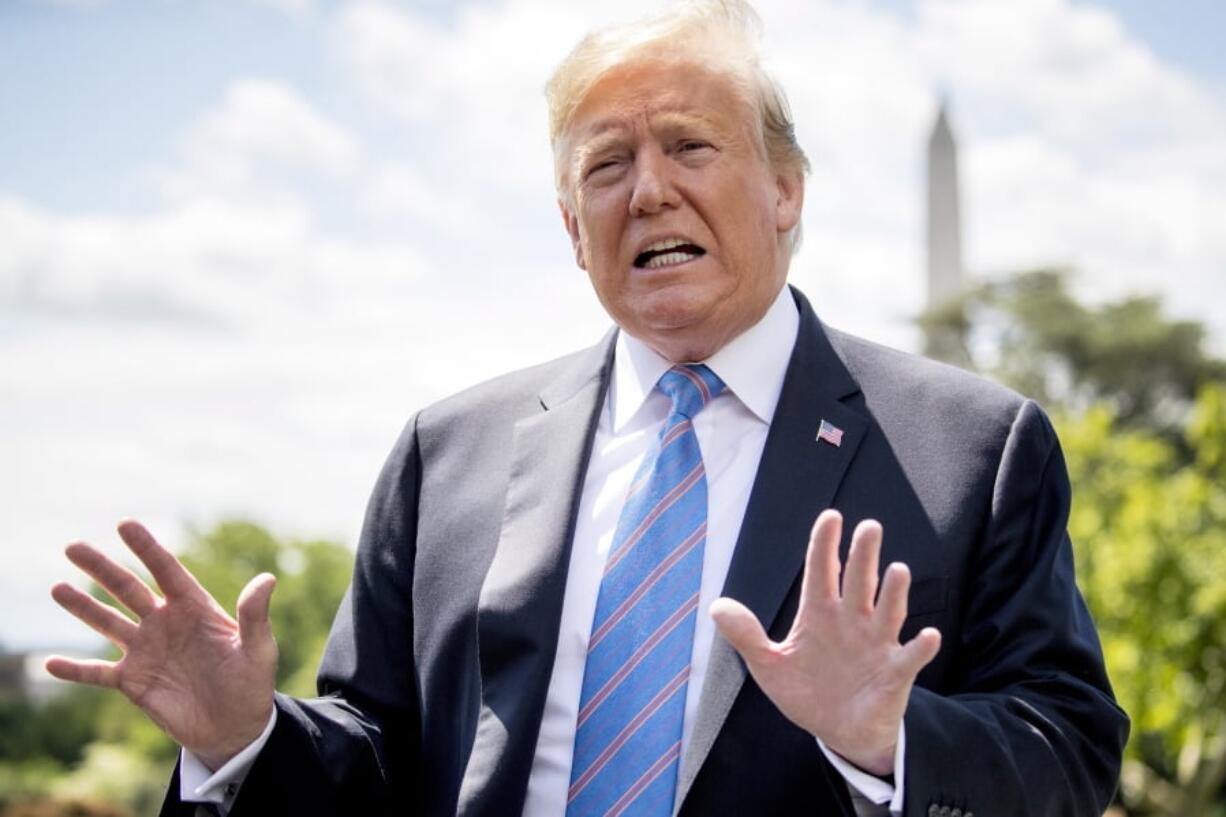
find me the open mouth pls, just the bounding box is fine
[633,238,707,269]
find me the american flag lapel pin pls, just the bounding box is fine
[816,419,844,447]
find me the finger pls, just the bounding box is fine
[44,656,121,689]
[874,562,912,638]
[64,541,159,619]
[896,627,942,679]
[797,510,842,615]
[841,519,882,613]
[51,581,138,647]
[117,519,204,600]
[237,573,277,653]
[710,597,774,667]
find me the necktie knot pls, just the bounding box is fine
[657,364,726,419]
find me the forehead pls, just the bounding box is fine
[566,60,755,145]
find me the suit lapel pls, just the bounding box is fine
[458,334,615,817]
[678,289,869,803]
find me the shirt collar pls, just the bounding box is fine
[610,285,799,432]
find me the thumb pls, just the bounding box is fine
[237,572,277,651]
[897,626,942,679]
[710,597,772,666]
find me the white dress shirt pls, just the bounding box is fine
[182,286,902,815]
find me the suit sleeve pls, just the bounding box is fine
[901,400,1128,817]
[161,415,426,817]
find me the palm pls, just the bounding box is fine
[47,520,278,769]
[711,510,941,776]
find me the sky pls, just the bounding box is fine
[2,0,1224,653]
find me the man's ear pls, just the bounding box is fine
[558,198,587,270]
[774,167,804,235]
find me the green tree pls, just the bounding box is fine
[920,269,1226,433]
[0,689,107,769]
[1060,385,1226,816]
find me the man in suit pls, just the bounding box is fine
[48,1,1127,815]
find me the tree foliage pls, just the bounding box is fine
[1061,386,1226,816]
[0,690,107,769]
[921,269,1226,433]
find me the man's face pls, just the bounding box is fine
[558,61,804,363]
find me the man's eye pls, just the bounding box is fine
[585,159,619,179]
[678,140,710,153]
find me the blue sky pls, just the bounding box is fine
[2,0,1224,654]
[1083,0,1226,80]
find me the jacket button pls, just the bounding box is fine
[951,810,962,817]
[928,806,940,817]
[939,808,952,817]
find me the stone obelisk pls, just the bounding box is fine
[924,101,965,361]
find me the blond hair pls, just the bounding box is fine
[546,0,809,191]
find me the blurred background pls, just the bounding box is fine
[1,0,1223,814]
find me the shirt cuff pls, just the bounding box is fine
[179,706,278,809]
[816,720,906,816]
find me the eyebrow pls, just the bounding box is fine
[575,108,722,155]
[651,110,722,133]
[575,130,627,162]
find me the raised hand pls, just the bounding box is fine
[46,519,279,771]
[710,509,941,776]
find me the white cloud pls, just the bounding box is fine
[918,0,1217,144]
[249,0,315,17]
[156,78,358,199]
[333,0,658,194]
[198,79,355,172]
[0,194,302,324]
[334,1,447,121]
[365,161,493,235]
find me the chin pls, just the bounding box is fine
[607,279,739,357]
[635,309,728,362]
[633,303,715,340]
[635,281,726,324]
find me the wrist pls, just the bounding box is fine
[854,750,894,778]
[824,738,895,778]
[194,741,248,773]
[191,704,275,772]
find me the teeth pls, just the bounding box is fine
[642,237,690,254]
[644,250,698,269]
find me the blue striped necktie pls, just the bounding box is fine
[567,364,726,817]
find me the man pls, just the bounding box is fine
[48,2,1127,815]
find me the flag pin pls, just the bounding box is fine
[817,419,844,447]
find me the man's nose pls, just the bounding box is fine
[628,151,679,217]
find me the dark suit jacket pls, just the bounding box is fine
[162,287,1127,817]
